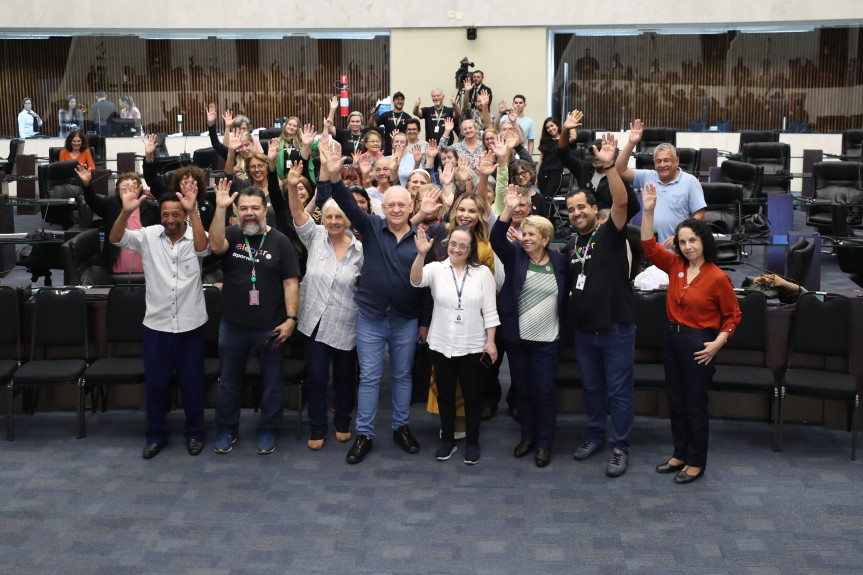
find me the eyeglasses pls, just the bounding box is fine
[449,242,471,252]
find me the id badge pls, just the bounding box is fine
[434,125,441,133]
[249,289,260,306]
[453,308,464,323]
[575,273,586,291]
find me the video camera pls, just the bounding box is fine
[455,57,475,90]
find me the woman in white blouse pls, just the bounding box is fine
[287,140,363,451]
[411,225,499,465]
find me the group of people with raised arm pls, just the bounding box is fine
[62,86,742,484]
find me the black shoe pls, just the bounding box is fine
[187,439,204,456]
[656,459,685,474]
[480,405,497,421]
[393,425,420,454]
[674,467,705,484]
[513,440,536,458]
[535,447,552,468]
[434,441,457,461]
[142,443,163,459]
[346,434,373,464]
[464,442,480,465]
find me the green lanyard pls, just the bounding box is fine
[574,225,599,271]
[243,230,267,290]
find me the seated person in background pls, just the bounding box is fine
[59,131,96,170]
[118,96,142,119]
[76,166,159,276]
[557,110,640,222]
[616,118,705,247]
[58,94,84,139]
[18,97,43,138]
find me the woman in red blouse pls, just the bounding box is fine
[640,182,741,484]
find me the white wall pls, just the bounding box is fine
[5,1,862,33]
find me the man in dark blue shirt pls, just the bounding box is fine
[329,143,429,464]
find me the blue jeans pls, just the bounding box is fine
[305,324,357,435]
[141,325,205,445]
[507,339,559,449]
[575,323,636,453]
[215,319,284,435]
[355,312,418,439]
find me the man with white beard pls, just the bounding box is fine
[208,181,300,455]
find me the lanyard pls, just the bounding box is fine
[432,108,444,123]
[391,112,404,127]
[450,265,468,308]
[243,230,267,290]
[574,225,599,269]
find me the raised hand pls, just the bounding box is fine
[120,184,146,214]
[74,164,92,186]
[477,89,490,107]
[462,77,473,92]
[144,133,157,156]
[507,109,518,124]
[214,178,237,209]
[222,110,234,130]
[300,124,316,147]
[450,95,457,106]
[326,143,345,175]
[206,103,217,127]
[476,150,498,177]
[177,182,198,214]
[411,144,423,165]
[323,115,333,131]
[504,184,521,211]
[591,133,617,166]
[456,154,472,180]
[414,226,434,255]
[426,139,439,160]
[415,97,422,108]
[351,150,362,166]
[628,119,644,144]
[267,138,280,163]
[286,160,304,187]
[504,130,519,151]
[493,133,508,158]
[358,155,373,178]
[563,109,583,131]
[440,161,455,186]
[226,128,245,151]
[498,99,508,116]
[418,187,442,217]
[329,95,339,111]
[642,182,657,212]
[443,116,455,135]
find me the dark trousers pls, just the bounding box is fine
[538,169,563,197]
[141,325,205,445]
[305,324,358,435]
[482,336,509,409]
[507,339,559,448]
[663,330,716,468]
[431,350,483,443]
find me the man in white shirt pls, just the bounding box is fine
[18,98,42,138]
[110,177,209,459]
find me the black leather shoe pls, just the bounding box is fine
[513,440,536,458]
[393,425,420,454]
[187,439,204,456]
[346,434,373,464]
[142,443,163,459]
[674,467,705,484]
[480,405,497,421]
[535,448,552,468]
[656,459,685,474]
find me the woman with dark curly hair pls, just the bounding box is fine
[60,130,95,170]
[640,182,741,484]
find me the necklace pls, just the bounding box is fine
[529,252,547,266]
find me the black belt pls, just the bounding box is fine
[669,323,716,337]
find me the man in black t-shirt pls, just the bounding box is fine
[208,183,300,456]
[413,88,460,142]
[369,91,412,156]
[563,133,636,479]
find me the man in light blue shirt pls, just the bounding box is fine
[497,95,537,156]
[616,119,705,247]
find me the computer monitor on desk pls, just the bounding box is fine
[111,118,139,138]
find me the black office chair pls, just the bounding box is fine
[741,142,791,195]
[574,129,596,153]
[7,287,89,441]
[80,285,147,437]
[777,292,859,460]
[737,130,779,153]
[831,195,863,289]
[193,147,220,171]
[89,135,107,170]
[153,133,170,158]
[61,228,113,285]
[0,286,22,400]
[676,148,701,176]
[702,182,744,265]
[38,160,89,230]
[202,285,222,389]
[786,236,815,287]
[48,146,64,164]
[0,138,24,175]
[257,128,282,141]
[841,129,863,159]
[633,290,669,391]
[805,161,863,234]
[712,291,779,449]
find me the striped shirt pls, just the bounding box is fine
[294,217,364,350]
[517,261,559,342]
